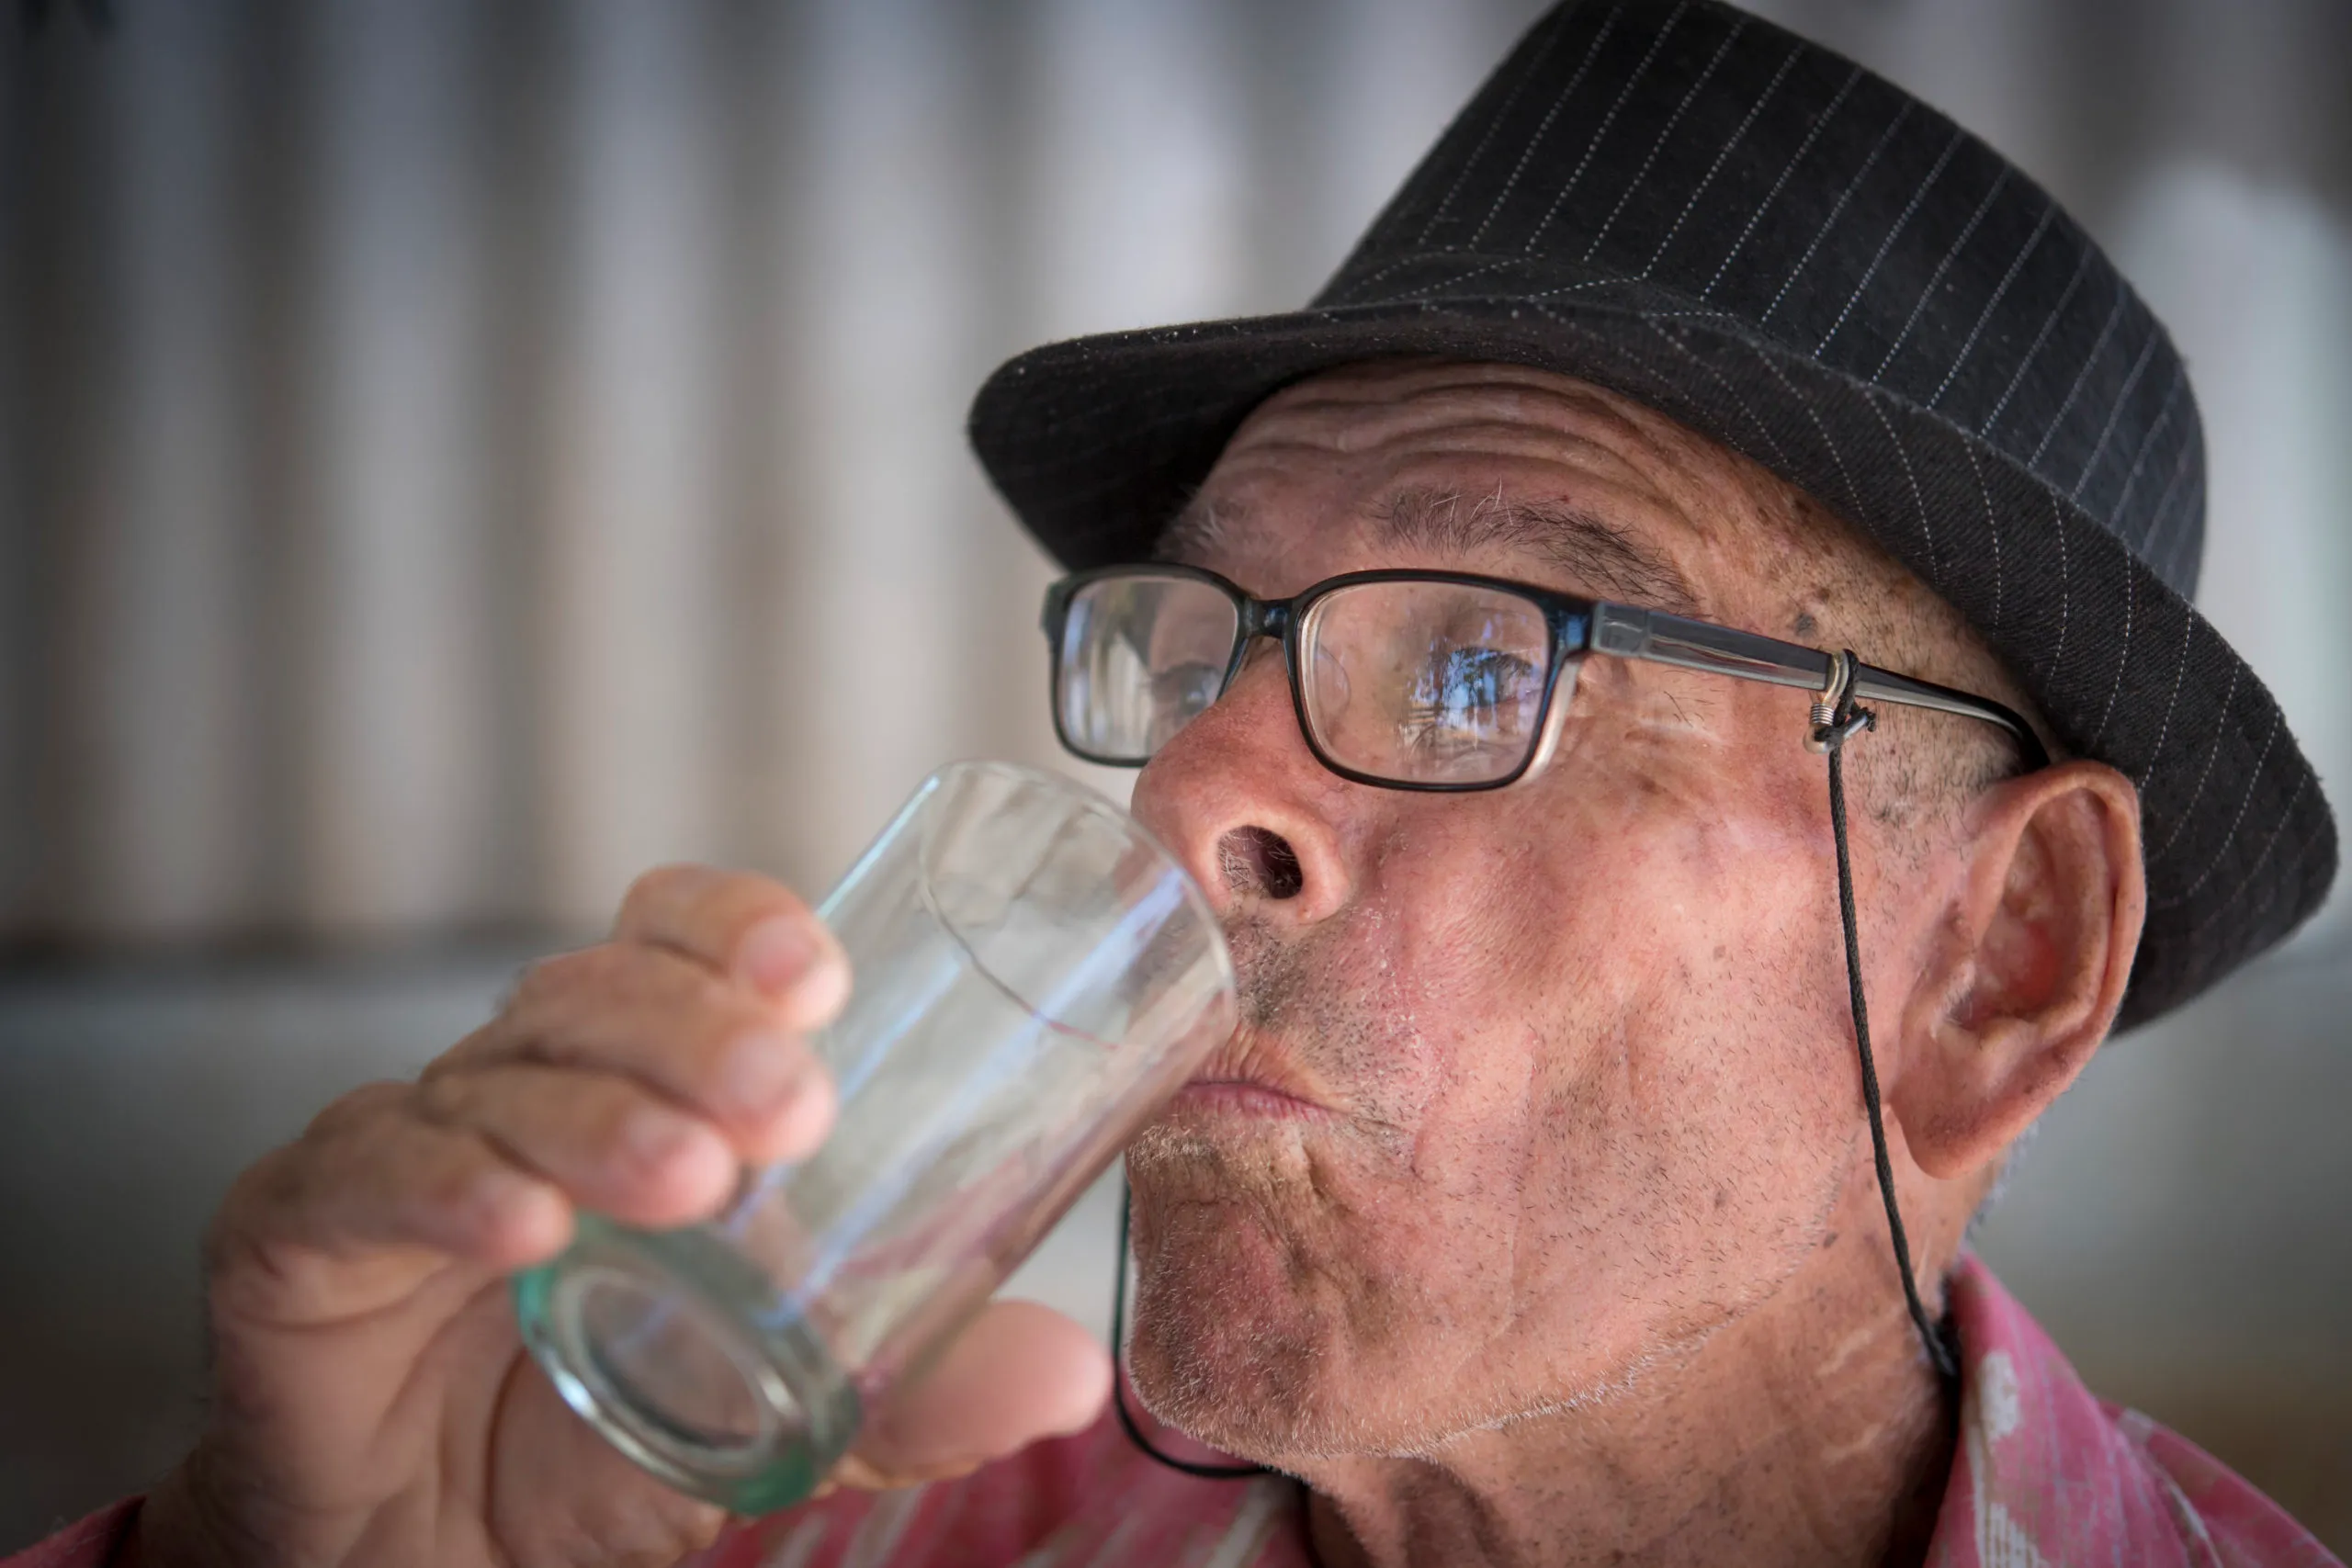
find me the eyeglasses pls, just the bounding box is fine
[1042,564,2048,789]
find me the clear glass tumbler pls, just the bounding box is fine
[512,761,1237,1514]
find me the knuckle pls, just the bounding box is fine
[671,993,782,1090]
[300,1079,408,1141]
[624,962,757,1052]
[412,1068,471,1122]
[506,945,605,1012]
[617,863,712,929]
[400,1128,492,1203]
[607,943,709,1011]
[198,1201,257,1290]
[417,1027,485,1084]
[589,1084,654,1150]
[494,944,649,1046]
[203,1149,291,1261]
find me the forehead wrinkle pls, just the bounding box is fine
[1163,368,1737,610]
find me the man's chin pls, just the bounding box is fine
[1125,1283,1466,1467]
[1126,1278,1335,1462]
[1121,1166,1394,1463]
[1118,1156,1663,1464]
[1122,1101,1480,1460]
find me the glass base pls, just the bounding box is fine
[514,1214,863,1515]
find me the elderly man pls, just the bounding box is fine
[15,2,2338,1566]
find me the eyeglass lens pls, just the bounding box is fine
[1056,573,1240,761]
[1057,574,1569,786]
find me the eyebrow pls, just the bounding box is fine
[1157,487,1702,617]
[1154,494,1238,568]
[1374,487,1703,616]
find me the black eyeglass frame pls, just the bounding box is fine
[1042,562,2050,790]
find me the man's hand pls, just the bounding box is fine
[131,867,1113,1568]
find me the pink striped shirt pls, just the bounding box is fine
[9,1256,2337,1567]
[694,1255,2340,1568]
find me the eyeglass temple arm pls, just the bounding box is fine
[1589,604,2050,770]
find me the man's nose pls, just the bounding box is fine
[1129,649,1353,928]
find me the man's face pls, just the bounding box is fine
[1122,360,1927,1460]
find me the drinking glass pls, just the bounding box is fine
[512,761,1237,1514]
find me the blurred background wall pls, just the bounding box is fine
[2,0,2346,1552]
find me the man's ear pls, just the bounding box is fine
[1894,761,2146,1180]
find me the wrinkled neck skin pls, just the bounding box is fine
[1293,1158,1958,1568]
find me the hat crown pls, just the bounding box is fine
[1319,0,2204,601]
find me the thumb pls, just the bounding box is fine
[834,1300,1111,1487]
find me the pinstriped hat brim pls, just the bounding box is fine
[968,0,2335,1030]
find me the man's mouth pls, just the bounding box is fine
[1173,1032,1334,1122]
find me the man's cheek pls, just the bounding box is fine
[1368,854,1558,1005]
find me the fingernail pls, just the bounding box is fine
[737,917,819,994]
[720,1029,805,1118]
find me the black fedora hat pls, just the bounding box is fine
[969,0,2335,1029]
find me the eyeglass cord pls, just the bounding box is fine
[1821,675,1962,1385]
[1108,660,1958,1500]
[1109,1182,1269,1481]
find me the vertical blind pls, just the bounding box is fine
[3,0,2345,948]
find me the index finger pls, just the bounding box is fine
[612,864,849,1026]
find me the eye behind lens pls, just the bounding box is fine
[1060,573,1240,764]
[1303,581,1548,785]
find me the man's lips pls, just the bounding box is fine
[1173,1079,1330,1120]
[1173,1034,1334,1121]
